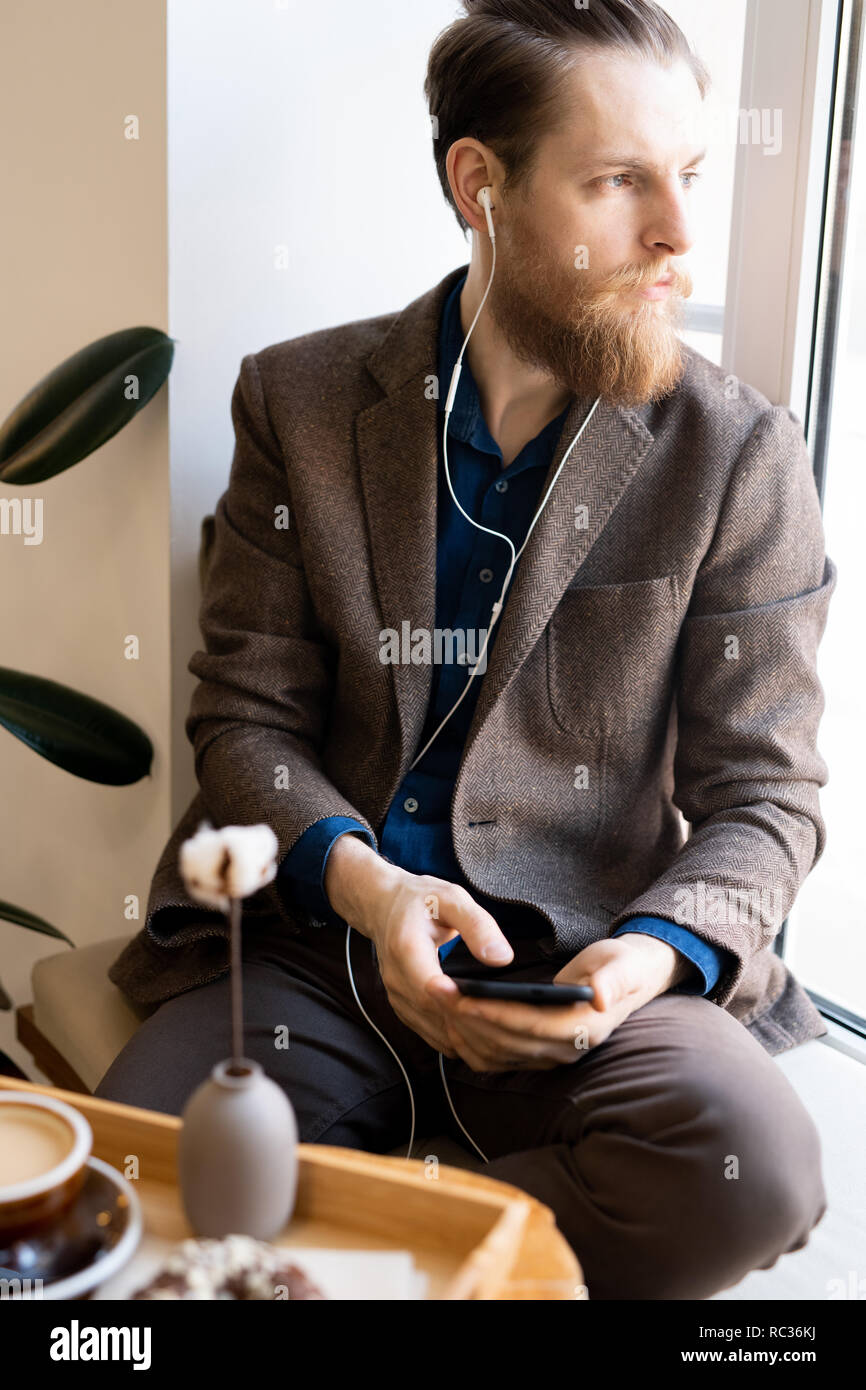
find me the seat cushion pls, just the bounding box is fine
[32,936,147,1093]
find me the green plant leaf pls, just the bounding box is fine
[0,667,152,784]
[0,327,175,485]
[0,899,74,945]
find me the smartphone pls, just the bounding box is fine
[455,979,594,1005]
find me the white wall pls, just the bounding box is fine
[0,0,170,1049]
[166,0,469,820]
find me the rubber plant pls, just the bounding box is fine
[0,327,173,1018]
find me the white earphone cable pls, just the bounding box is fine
[344,925,416,1160]
[438,1050,489,1163]
[346,190,600,1162]
[409,231,600,773]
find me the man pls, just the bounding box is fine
[100,0,836,1299]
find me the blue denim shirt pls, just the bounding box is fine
[277,270,726,996]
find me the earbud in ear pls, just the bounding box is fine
[478,185,496,241]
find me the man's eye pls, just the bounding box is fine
[597,171,702,190]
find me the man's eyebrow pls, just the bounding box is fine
[575,148,708,174]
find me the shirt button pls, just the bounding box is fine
[495,478,508,493]
[479,568,493,583]
[403,797,418,813]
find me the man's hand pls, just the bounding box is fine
[425,932,696,1072]
[323,835,514,1056]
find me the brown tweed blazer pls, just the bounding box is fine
[109,262,837,1057]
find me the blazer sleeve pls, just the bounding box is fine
[184,352,381,865]
[607,403,837,1010]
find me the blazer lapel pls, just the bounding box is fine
[356,373,441,773]
[356,266,465,775]
[464,395,656,757]
[356,264,657,776]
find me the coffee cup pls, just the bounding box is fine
[0,1093,92,1241]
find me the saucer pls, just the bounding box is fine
[0,1156,142,1300]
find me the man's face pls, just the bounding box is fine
[487,51,705,408]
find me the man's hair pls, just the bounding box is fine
[424,0,711,234]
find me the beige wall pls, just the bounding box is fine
[0,0,172,1026]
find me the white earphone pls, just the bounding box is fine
[478,182,496,240]
[346,185,601,1161]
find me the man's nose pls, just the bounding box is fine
[642,182,695,259]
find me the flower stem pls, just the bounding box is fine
[229,896,243,1066]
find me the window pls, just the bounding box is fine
[662,0,750,363]
[785,0,866,1026]
[719,0,864,1034]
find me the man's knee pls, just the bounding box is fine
[701,1071,827,1282]
[560,1062,826,1299]
[630,1066,826,1297]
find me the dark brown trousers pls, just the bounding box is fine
[94,916,827,1300]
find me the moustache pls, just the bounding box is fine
[601,265,692,298]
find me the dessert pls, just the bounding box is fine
[131,1234,326,1300]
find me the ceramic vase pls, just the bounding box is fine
[178,1057,298,1240]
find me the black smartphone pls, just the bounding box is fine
[455,979,594,1005]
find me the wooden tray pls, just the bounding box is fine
[0,1078,582,1300]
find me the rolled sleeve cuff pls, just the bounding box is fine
[611,916,725,996]
[277,815,377,927]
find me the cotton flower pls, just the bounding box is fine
[180,821,279,913]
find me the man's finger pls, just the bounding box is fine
[390,919,453,998]
[578,957,636,1011]
[446,1016,578,1070]
[447,1004,588,1061]
[392,998,458,1056]
[448,1009,548,1059]
[447,994,594,1037]
[425,973,460,1000]
[438,887,513,966]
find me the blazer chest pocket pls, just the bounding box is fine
[546,573,680,736]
